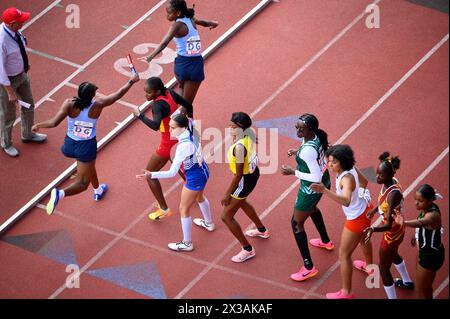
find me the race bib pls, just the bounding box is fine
[73,121,93,139]
[186,36,201,55]
[249,153,258,174]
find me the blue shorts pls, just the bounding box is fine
[61,135,97,163]
[185,162,209,191]
[174,55,205,82]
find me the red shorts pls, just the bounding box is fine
[344,203,373,234]
[380,228,405,252]
[156,135,178,158]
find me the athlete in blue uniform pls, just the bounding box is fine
[137,112,213,252]
[141,0,218,104]
[32,73,139,215]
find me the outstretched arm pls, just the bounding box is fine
[143,24,178,63]
[32,99,71,131]
[96,74,139,108]
[193,17,219,29]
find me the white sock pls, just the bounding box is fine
[181,216,192,243]
[94,186,103,195]
[198,197,212,224]
[394,260,413,283]
[384,284,397,299]
[58,189,65,199]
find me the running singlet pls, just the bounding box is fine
[416,204,444,251]
[174,17,202,57]
[296,135,329,195]
[155,91,179,137]
[67,101,97,141]
[378,178,405,244]
[228,135,258,175]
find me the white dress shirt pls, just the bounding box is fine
[0,22,26,86]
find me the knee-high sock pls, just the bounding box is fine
[394,260,413,283]
[181,217,192,243]
[310,209,331,243]
[198,198,212,224]
[294,230,313,270]
[384,284,397,299]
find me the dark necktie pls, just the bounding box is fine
[15,33,29,73]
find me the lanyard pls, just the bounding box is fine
[3,26,26,45]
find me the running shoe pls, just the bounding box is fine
[46,188,60,215]
[231,248,255,263]
[245,228,270,239]
[290,266,318,282]
[94,184,108,201]
[168,241,194,252]
[394,278,414,290]
[326,289,355,299]
[309,238,334,250]
[193,218,215,232]
[353,260,374,275]
[148,206,173,221]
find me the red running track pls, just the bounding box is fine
[0,0,448,299]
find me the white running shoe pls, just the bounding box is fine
[193,218,215,232]
[168,241,194,252]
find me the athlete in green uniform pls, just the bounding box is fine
[281,113,333,281]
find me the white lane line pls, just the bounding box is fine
[45,1,274,298]
[13,0,168,127]
[250,0,382,118]
[21,0,62,32]
[433,277,449,299]
[37,204,322,298]
[303,146,449,299]
[175,32,449,300]
[26,47,84,69]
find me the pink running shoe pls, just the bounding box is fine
[309,238,334,250]
[245,228,270,239]
[290,266,318,282]
[326,289,355,299]
[231,248,255,263]
[353,260,373,275]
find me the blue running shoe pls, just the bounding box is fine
[94,184,108,201]
[47,188,60,215]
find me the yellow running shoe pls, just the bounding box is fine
[148,206,172,221]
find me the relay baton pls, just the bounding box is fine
[127,54,137,75]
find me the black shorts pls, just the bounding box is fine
[61,135,97,163]
[419,246,445,271]
[230,167,260,200]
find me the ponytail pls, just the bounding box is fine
[299,113,329,152]
[378,151,400,175]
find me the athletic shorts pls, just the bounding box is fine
[380,228,405,252]
[294,182,330,211]
[185,163,209,191]
[61,135,97,163]
[156,134,178,158]
[344,203,374,234]
[174,55,205,82]
[419,246,445,271]
[230,167,260,200]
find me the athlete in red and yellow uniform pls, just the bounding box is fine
[364,152,414,299]
[134,77,193,220]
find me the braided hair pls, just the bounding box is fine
[378,152,400,176]
[73,82,97,110]
[299,113,329,152]
[169,0,195,18]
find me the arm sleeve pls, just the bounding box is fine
[171,90,193,118]
[137,101,167,131]
[0,45,11,86]
[294,146,322,183]
[150,142,194,179]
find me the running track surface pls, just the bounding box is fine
[0,0,448,299]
